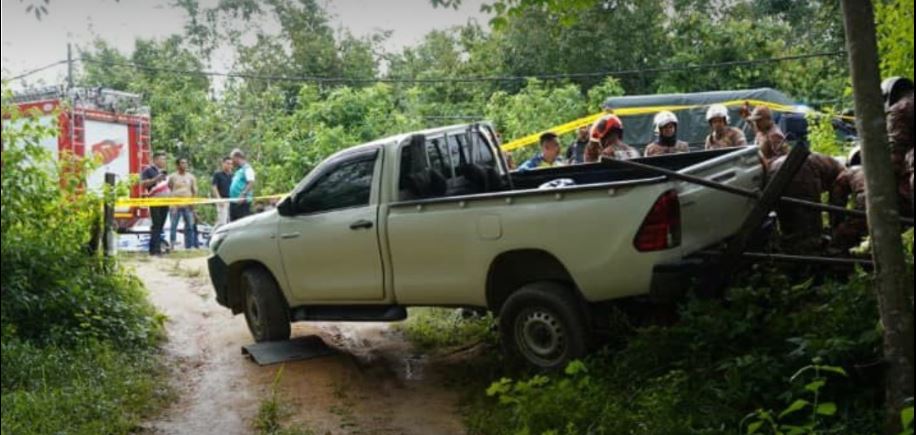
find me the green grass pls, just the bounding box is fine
[0,339,170,435]
[253,367,315,435]
[394,308,495,351]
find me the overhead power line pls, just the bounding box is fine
[2,60,70,82]
[79,50,847,85]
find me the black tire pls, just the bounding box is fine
[498,282,590,370]
[241,267,291,342]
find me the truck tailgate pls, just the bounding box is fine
[675,147,763,255]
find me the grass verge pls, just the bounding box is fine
[0,339,170,435]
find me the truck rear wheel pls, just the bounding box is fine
[498,282,589,370]
[241,268,291,342]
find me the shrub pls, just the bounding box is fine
[2,90,166,433]
[396,308,495,351]
[468,270,884,434]
[0,339,168,435]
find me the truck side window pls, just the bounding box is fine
[295,155,376,214]
[426,138,450,178]
[474,132,496,168]
[447,133,470,177]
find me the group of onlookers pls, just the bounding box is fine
[139,148,256,256]
[516,76,914,254]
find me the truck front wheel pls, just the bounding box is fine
[498,282,589,370]
[241,268,291,342]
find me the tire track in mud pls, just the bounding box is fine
[133,256,466,435]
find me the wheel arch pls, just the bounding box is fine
[485,249,583,314]
[226,260,289,315]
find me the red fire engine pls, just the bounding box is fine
[4,87,151,229]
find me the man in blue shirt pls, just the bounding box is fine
[518,132,563,171]
[229,148,256,222]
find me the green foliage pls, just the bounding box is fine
[1,101,162,349]
[2,90,167,433]
[875,0,915,80]
[0,339,168,435]
[485,79,587,160]
[467,271,884,434]
[396,308,495,351]
[742,363,848,434]
[807,111,846,157]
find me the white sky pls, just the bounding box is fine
[1,0,489,88]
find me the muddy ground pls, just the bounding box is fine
[130,255,476,435]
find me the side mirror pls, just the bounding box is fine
[277,197,295,216]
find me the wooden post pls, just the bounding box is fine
[103,173,116,257]
[702,144,811,296]
[841,1,914,432]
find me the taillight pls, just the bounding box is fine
[634,190,681,252]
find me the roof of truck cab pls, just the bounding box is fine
[328,123,479,159]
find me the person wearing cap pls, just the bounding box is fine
[744,105,788,165]
[705,104,748,150]
[644,111,690,157]
[518,132,564,171]
[882,76,914,205]
[229,148,256,222]
[584,114,639,162]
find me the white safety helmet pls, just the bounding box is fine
[706,104,730,123]
[653,111,679,133]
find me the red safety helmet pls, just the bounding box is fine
[590,114,624,142]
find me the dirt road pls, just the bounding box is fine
[132,256,467,435]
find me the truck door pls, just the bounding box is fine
[277,150,384,302]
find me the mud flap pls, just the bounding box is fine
[241,336,336,366]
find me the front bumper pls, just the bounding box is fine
[208,255,230,308]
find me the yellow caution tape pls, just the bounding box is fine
[116,194,287,208]
[499,99,851,152]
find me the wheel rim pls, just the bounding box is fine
[514,307,566,367]
[245,289,262,338]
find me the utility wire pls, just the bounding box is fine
[79,50,847,85]
[2,59,70,82]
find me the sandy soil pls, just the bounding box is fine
[132,255,467,435]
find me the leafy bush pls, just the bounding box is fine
[396,308,495,351]
[1,102,161,349]
[0,339,168,435]
[2,91,166,433]
[806,111,847,157]
[468,271,884,434]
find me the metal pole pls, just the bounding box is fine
[67,43,74,90]
[603,157,914,226]
[103,173,116,257]
[696,250,875,268]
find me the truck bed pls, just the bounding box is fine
[509,148,744,190]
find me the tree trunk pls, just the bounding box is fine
[840,1,915,433]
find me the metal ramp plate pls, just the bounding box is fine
[241,335,336,366]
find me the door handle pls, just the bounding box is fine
[280,232,301,240]
[349,220,374,230]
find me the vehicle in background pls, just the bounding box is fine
[601,88,857,154]
[2,86,152,230]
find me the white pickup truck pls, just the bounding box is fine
[208,123,764,369]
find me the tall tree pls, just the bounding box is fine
[841,2,914,434]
